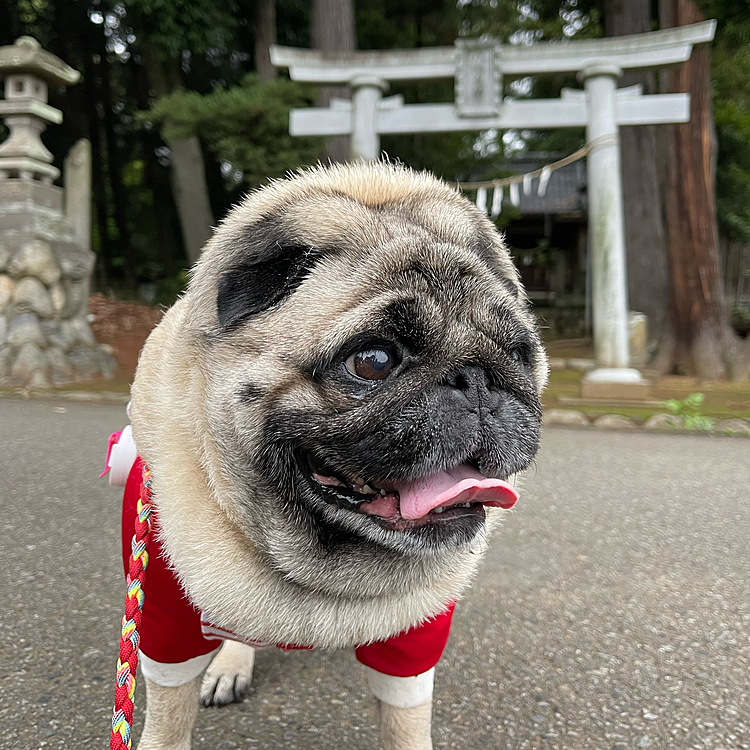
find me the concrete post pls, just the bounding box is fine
[579,63,648,395]
[64,139,92,255]
[350,75,388,161]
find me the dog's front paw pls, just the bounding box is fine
[200,641,256,707]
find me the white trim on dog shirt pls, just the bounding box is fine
[139,649,220,687]
[362,665,435,708]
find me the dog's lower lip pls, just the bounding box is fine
[365,502,486,531]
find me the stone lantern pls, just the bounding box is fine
[0,37,115,389]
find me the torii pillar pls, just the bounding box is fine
[350,75,388,160]
[578,62,645,397]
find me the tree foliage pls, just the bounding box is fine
[146,75,320,185]
[708,4,750,243]
[123,0,239,59]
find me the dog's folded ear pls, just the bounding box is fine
[217,244,322,330]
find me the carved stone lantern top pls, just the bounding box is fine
[0,37,81,183]
[0,36,80,90]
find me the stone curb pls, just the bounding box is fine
[543,409,750,436]
[0,387,129,404]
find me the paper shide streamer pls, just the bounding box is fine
[464,136,615,218]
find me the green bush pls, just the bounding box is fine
[664,393,715,431]
[144,75,322,187]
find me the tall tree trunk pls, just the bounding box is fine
[98,45,136,289]
[141,43,215,266]
[133,61,179,277]
[660,0,749,379]
[255,0,278,82]
[167,138,215,266]
[312,0,356,163]
[82,36,112,289]
[604,0,670,354]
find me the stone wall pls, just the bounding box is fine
[0,177,115,388]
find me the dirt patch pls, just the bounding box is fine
[88,294,163,381]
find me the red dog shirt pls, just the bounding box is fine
[121,459,455,681]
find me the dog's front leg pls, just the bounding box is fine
[137,676,201,750]
[363,666,434,750]
[379,700,433,750]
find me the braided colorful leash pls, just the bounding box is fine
[111,466,153,749]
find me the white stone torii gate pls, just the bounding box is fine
[271,21,716,397]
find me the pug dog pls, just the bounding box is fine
[125,161,547,750]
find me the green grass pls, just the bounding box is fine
[543,369,750,422]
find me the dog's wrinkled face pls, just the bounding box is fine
[188,165,547,599]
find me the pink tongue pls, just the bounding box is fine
[393,464,519,520]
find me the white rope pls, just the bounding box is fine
[460,134,618,213]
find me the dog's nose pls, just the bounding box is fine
[442,366,494,410]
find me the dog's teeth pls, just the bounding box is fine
[462,502,471,508]
[380,489,387,496]
[360,484,377,495]
[433,506,445,514]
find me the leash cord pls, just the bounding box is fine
[110,466,153,749]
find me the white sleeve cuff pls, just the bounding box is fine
[362,665,435,709]
[139,649,219,687]
[108,424,138,486]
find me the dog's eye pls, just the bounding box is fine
[509,344,532,367]
[345,349,396,380]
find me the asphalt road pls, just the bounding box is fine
[0,397,748,750]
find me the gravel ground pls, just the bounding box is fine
[0,398,748,750]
